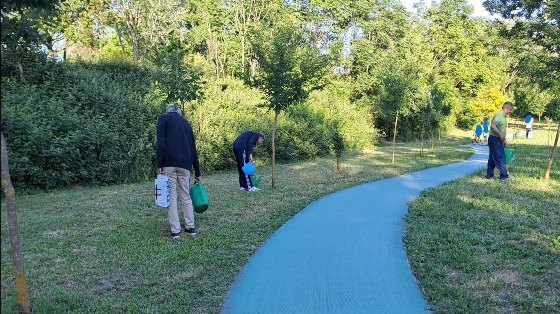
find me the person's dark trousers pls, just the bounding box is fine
[233,145,254,189]
[487,135,509,179]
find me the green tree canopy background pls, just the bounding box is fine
[1,0,558,190]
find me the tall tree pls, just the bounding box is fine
[42,0,107,60]
[230,0,275,75]
[1,0,59,76]
[248,15,327,187]
[108,0,141,62]
[376,64,419,163]
[424,0,509,128]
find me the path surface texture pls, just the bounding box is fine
[221,145,489,314]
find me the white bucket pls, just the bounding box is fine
[155,175,170,207]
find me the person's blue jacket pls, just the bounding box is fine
[233,131,261,156]
[156,112,201,176]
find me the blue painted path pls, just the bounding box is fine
[221,145,488,313]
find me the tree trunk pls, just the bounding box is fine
[544,122,559,181]
[271,110,278,188]
[46,35,56,60]
[120,0,140,62]
[336,156,341,174]
[550,121,553,147]
[431,135,434,151]
[233,0,247,72]
[115,22,126,54]
[420,130,424,157]
[392,110,399,164]
[1,133,30,314]
[328,100,333,129]
[17,61,23,79]
[130,27,139,62]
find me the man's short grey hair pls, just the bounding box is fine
[166,105,181,115]
[503,102,514,109]
[258,132,265,139]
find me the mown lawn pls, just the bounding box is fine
[405,127,560,313]
[2,127,558,313]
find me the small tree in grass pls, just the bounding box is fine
[247,15,327,188]
[331,127,344,174]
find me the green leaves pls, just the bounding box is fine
[1,60,160,190]
[248,15,327,112]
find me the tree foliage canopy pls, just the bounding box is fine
[2,0,558,189]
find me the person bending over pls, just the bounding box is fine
[232,131,264,192]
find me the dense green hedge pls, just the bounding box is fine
[2,60,377,191]
[1,59,161,190]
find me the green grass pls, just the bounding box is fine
[405,128,560,313]
[1,127,558,313]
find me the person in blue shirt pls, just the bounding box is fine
[157,105,201,239]
[232,131,264,192]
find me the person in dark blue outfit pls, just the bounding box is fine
[157,105,201,239]
[232,131,264,191]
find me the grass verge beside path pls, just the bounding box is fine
[405,129,560,313]
[1,128,557,313]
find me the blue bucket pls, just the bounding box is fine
[242,161,257,175]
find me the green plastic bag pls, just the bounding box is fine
[505,147,518,164]
[190,181,209,213]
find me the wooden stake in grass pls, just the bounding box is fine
[544,122,559,181]
[1,133,31,314]
[392,110,399,164]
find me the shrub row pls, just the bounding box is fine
[2,59,377,191]
[1,60,160,190]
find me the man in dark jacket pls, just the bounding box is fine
[232,131,264,192]
[157,105,201,239]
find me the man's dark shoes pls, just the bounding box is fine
[171,232,180,240]
[484,174,493,179]
[184,227,197,236]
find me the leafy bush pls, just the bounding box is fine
[187,77,340,170]
[2,63,379,191]
[307,83,378,149]
[1,60,161,190]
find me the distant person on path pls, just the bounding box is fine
[526,116,534,139]
[233,131,264,192]
[485,102,514,181]
[157,105,201,239]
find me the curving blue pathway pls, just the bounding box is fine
[221,145,488,313]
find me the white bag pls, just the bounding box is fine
[154,175,170,207]
[527,130,533,139]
